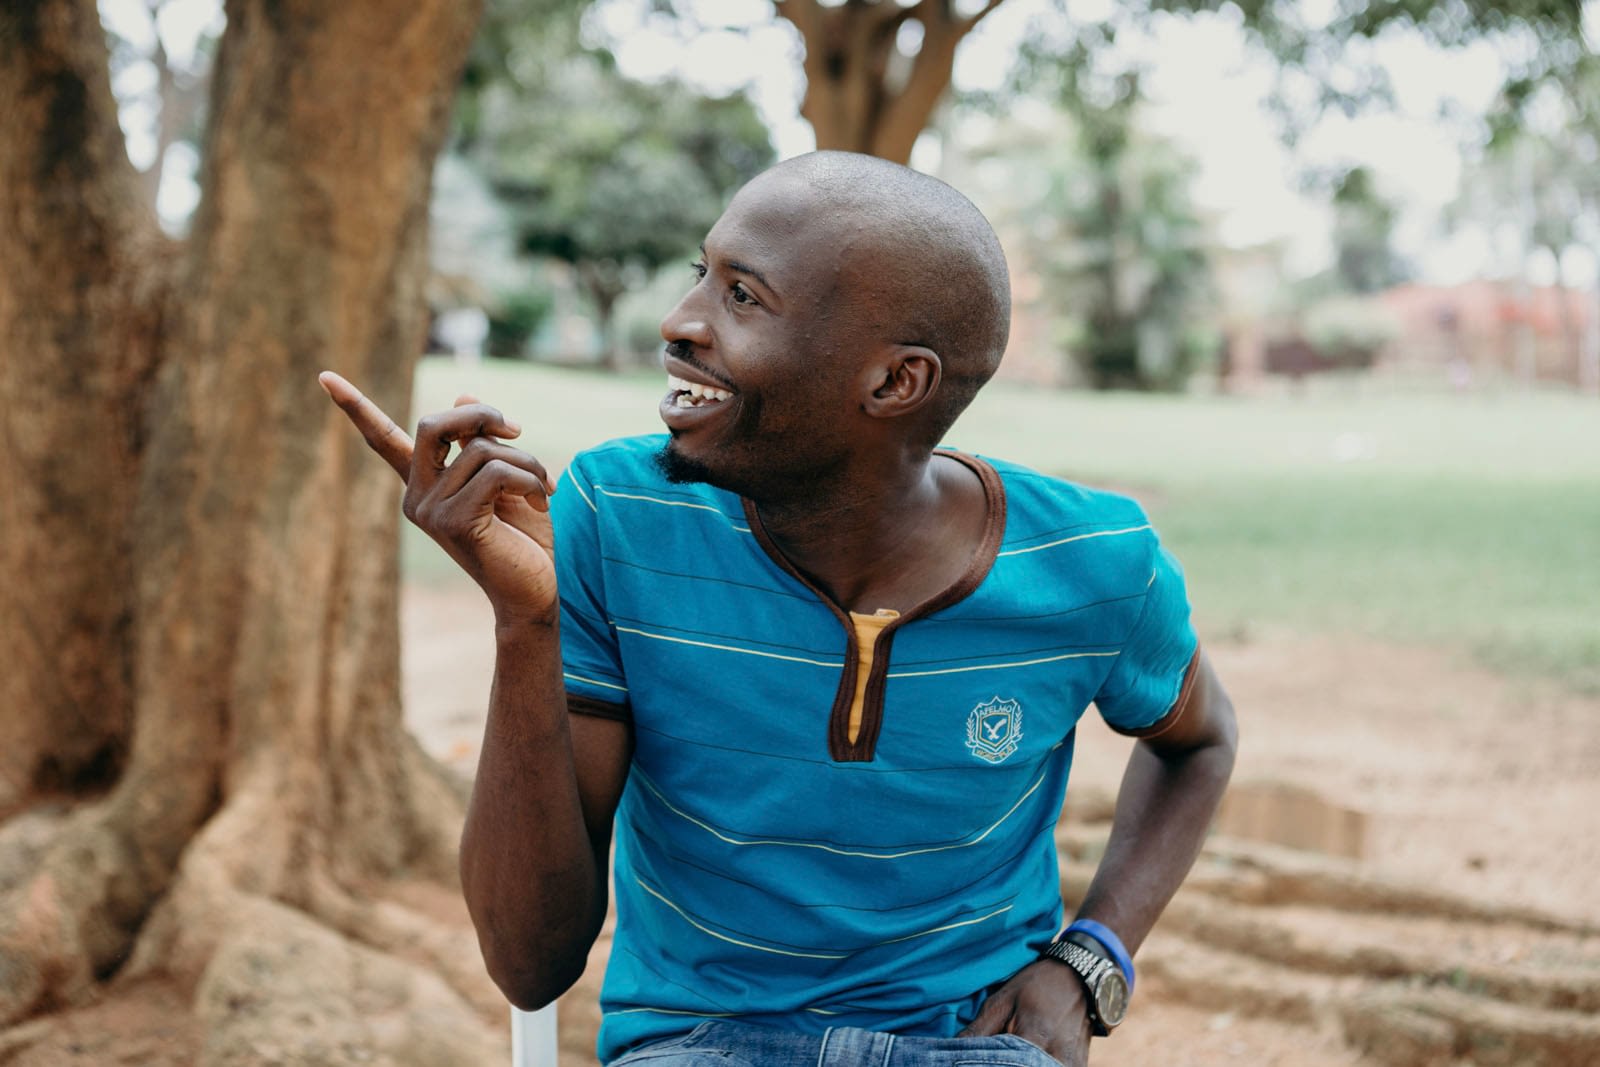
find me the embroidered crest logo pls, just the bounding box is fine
[965,696,1023,764]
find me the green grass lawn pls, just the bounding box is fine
[409,358,1600,693]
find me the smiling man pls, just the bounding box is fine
[323,150,1236,1067]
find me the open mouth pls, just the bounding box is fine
[667,373,735,409]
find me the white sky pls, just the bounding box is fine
[101,0,1597,285]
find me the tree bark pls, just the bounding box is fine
[776,0,1004,165]
[0,0,503,1057]
[0,0,164,823]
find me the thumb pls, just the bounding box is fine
[957,987,1014,1038]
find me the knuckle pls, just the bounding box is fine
[480,460,518,483]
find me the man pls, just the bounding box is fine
[322,151,1237,1067]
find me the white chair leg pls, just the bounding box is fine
[511,1003,559,1067]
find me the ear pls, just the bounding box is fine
[862,345,941,420]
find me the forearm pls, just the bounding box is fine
[1074,692,1237,954]
[459,620,605,1008]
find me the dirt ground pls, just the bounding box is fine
[8,581,1594,1067]
[400,579,1600,1067]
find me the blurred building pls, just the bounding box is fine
[1378,281,1596,389]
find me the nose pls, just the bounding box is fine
[660,286,712,350]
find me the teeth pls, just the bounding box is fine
[667,374,732,404]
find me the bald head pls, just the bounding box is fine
[737,152,1011,443]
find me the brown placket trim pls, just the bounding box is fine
[741,450,1007,762]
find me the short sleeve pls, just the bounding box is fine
[1093,539,1197,734]
[552,455,630,717]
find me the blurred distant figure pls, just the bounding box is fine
[1438,306,1473,392]
[436,305,489,365]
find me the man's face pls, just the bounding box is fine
[656,174,882,499]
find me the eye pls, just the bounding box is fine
[690,260,708,281]
[730,283,758,306]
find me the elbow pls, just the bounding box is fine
[490,954,587,1013]
[468,890,604,1011]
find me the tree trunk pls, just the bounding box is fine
[776,0,1003,165]
[0,1,508,1060]
[576,264,628,373]
[0,0,160,825]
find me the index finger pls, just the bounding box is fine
[319,371,414,481]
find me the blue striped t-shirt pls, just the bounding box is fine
[551,435,1197,1063]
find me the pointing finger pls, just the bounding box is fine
[319,371,414,481]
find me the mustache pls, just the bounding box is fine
[662,342,736,390]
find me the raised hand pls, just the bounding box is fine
[319,371,559,627]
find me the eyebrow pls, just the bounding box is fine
[701,244,774,292]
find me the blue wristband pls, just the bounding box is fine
[1065,919,1134,991]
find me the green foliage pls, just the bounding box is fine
[486,287,555,358]
[454,0,592,150]
[1327,166,1410,295]
[1301,296,1401,369]
[1008,0,1591,153]
[464,41,773,365]
[1011,38,1214,391]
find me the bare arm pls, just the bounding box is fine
[319,371,630,1008]
[462,632,630,1007]
[962,648,1238,1065]
[1074,648,1237,952]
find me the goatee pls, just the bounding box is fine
[654,439,717,486]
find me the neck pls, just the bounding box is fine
[751,451,980,614]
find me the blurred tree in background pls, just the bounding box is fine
[636,0,1591,169]
[471,57,773,368]
[1007,25,1213,390]
[1329,166,1410,296]
[103,0,219,215]
[773,0,1006,162]
[445,0,774,367]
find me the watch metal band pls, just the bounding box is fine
[1039,938,1128,1037]
[1064,918,1134,990]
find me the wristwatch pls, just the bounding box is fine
[1039,935,1129,1036]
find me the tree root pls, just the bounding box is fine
[0,746,495,1065]
[0,824,509,1065]
[305,871,506,1022]
[194,894,507,1067]
[0,1017,54,1065]
[0,810,70,898]
[0,800,165,1027]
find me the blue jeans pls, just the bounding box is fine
[609,1020,1060,1067]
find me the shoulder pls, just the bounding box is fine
[975,453,1158,565]
[565,434,672,488]
[560,435,748,536]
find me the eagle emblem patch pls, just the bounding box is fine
[965,696,1023,764]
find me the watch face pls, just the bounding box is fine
[1095,969,1129,1027]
